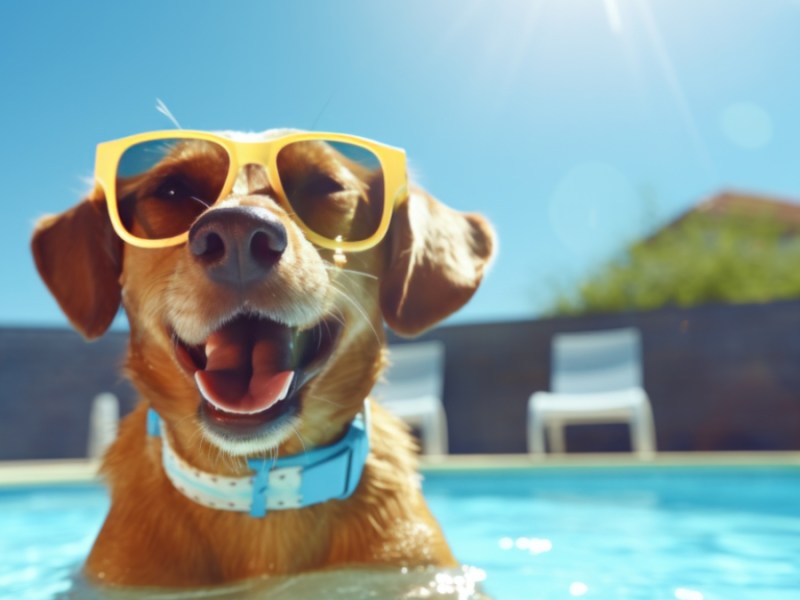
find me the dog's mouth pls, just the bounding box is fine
[172,314,341,437]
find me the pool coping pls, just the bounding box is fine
[1,452,798,487]
[420,451,800,472]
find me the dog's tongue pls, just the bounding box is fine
[194,318,296,414]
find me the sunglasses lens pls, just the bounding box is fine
[276,140,385,244]
[115,138,229,240]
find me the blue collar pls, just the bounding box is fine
[146,404,370,518]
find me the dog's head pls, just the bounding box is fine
[32,130,494,460]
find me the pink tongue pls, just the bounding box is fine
[194,319,296,414]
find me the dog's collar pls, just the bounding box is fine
[146,404,370,518]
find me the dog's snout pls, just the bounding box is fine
[188,206,287,286]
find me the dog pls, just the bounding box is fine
[32,129,495,587]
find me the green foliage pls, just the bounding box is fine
[550,208,800,316]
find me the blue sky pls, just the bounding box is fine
[3,0,800,328]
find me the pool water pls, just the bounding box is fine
[1,466,798,599]
[424,466,800,599]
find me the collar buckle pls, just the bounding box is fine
[247,406,370,518]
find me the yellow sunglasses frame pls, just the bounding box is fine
[94,130,409,252]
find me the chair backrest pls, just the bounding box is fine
[551,327,642,394]
[372,341,445,402]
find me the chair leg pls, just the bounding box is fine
[642,403,657,454]
[87,392,119,459]
[436,405,449,455]
[419,410,448,455]
[548,421,566,454]
[528,409,546,454]
[631,402,656,457]
[420,415,434,455]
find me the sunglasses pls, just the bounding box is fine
[94,130,408,251]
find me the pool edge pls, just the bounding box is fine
[419,451,800,472]
[1,452,799,486]
[0,459,101,486]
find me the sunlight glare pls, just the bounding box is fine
[570,581,589,596]
[634,1,715,179]
[674,588,704,600]
[603,0,623,33]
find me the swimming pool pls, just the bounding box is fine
[425,464,800,599]
[1,461,798,599]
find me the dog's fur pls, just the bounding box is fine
[31,129,495,587]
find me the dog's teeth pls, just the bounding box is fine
[277,371,295,401]
[194,373,214,405]
[194,374,239,414]
[195,370,295,413]
[204,338,219,358]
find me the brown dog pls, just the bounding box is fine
[32,129,494,587]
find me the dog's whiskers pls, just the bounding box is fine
[329,284,382,346]
[324,264,379,281]
[269,445,279,467]
[189,195,211,209]
[326,306,348,329]
[155,98,182,129]
[173,412,249,472]
[290,425,309,454]
[303,390,346,409]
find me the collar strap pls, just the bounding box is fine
[147,405,370,518]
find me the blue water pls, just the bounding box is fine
[424,466,800,599]
[1,466,799,599]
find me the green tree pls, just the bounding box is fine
[550,208,800,316]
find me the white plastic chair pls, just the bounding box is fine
[372,341,448,455]
[528,328,656,457]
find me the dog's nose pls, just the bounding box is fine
[188,206,288,286]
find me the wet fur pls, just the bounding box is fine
[31,129,495,587]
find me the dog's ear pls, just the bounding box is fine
[380,186,495,336]
[31,187,122,339]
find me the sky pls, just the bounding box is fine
[3,0,800,329]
